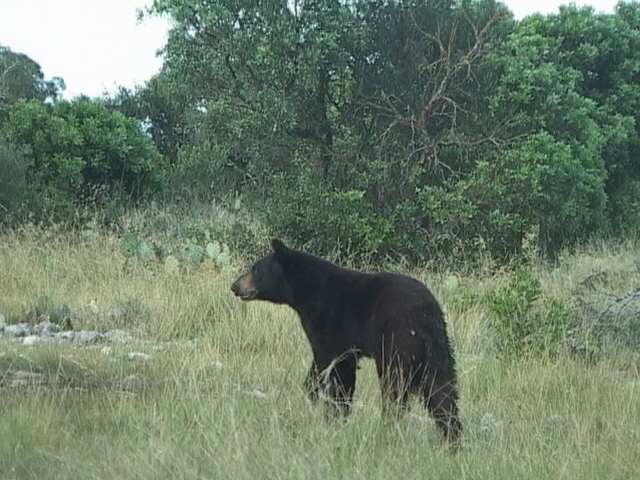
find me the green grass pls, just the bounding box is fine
[1,229,639,479]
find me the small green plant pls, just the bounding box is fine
[181,243,206,264]
[485,266,572,358]
[206,240,231,270]
[178,239,232,270]
[119,233,152,264]
[120,231,233,274]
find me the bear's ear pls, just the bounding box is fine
[271,238,287,253]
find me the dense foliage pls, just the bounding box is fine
[4,2,640,263]
[1,46,165,223]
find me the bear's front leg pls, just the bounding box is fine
[304,356,357,418]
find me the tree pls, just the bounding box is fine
[109,75,188,165]
[147,0,373,180]
[6,98,165,218]
[518,4,640,234]
[458,8,634,257]
[0,133,31,223]
[348,0,512,202]
[141,0,634,262]
[0,45,64,116]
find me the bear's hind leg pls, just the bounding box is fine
[422,375,462,443]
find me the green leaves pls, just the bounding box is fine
[0,133,31,223]
[0,0,630,263]
[4,98,165,220]
[148,1,615,261]
[0,45,64,110]
[206,241,231,269]
[485,266,572,358]
[119,232,233,274]
[120,233,153,263]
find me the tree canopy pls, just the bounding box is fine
[0,45,64,106]
[0,48,164,223]
[5,1,640,264]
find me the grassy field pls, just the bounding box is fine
[1,228,639,479]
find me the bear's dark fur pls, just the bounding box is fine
[231,239,462,442]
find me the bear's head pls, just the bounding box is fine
[230,239,292,304]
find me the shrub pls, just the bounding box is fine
[485,266,572,358]
[5,98,165,223]
[255,171,398,262]
[0,134,32,224]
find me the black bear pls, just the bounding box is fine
[231,239,462,442]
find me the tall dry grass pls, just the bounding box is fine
[1,226,639,479]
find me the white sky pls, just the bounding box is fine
[0,0,168,98]
[0,0,620,99]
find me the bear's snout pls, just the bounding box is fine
[230,273,258,301]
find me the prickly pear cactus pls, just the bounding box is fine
[206,241,231,270]
[164,255,180,274]
[120,233,152,263]
[181,244,205,264]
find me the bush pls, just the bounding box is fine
[254,170,399,262]
[166,141,238,204]
[609,179,640,236]
[485,266,572,358]
[0,134,32,224]
[5,98,165,223]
